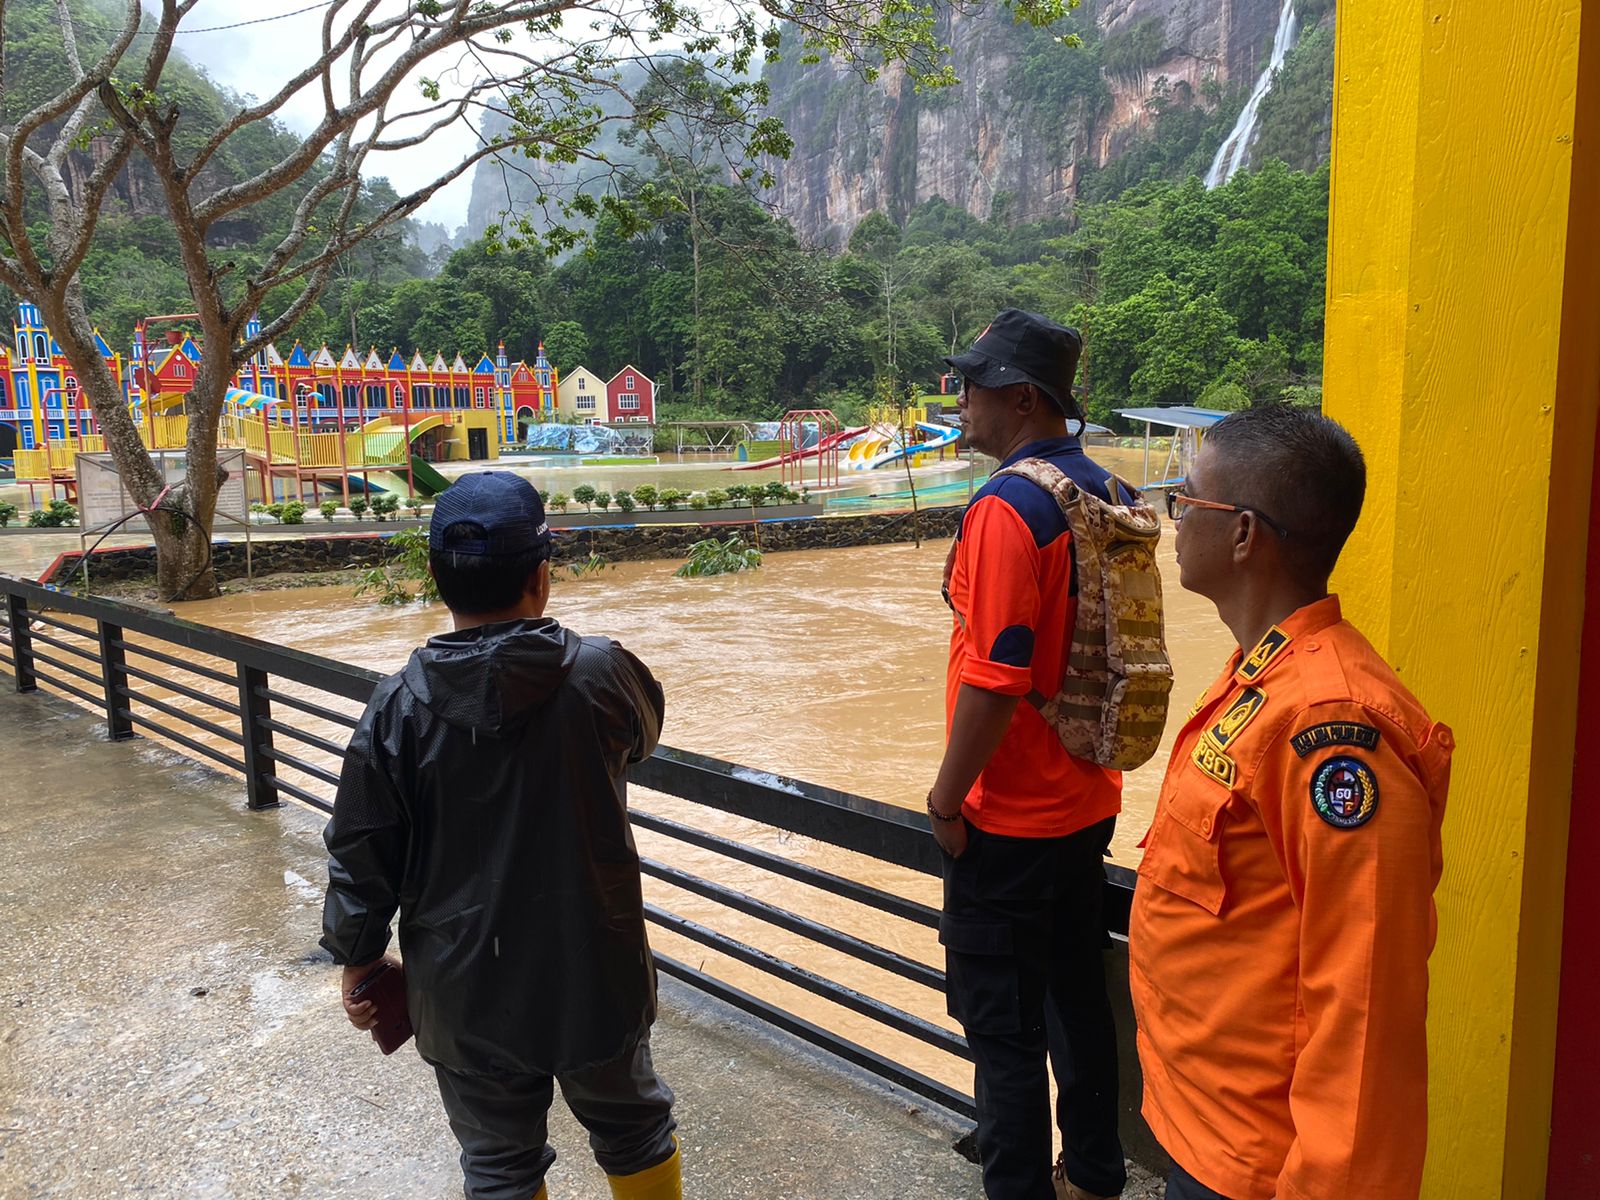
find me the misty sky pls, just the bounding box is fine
[173,1,485,233]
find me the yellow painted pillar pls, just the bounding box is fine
[1323,1,1599,1196]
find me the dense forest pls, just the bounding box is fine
[2,0,1335,430]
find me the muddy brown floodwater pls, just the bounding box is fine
[149,536,1234,1096]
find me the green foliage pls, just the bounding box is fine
[688,492,708,510]
[370,494,401,521]
[1253,26,1337,174]
[674,535,763,577]
[265,502,286,523]
[572,484,598,511]
[356,528,439,606]
[1198,380,1251,412]
[616,492,637,513]
[563,553,613,580]
[704,488,729,508]
[0,502,17,527]
[763,481,789,502]
[659,487,687,511]
[320,499,340,522]
[542,321,590,374]
[548,491,571,513]
[405,496,424,517]
[348,496,371,520]
[632,484,659,510]
[26,499,78,527]
[593,490,612,511]
[280,501,307,525]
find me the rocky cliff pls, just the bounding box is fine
[762,0,1311,246]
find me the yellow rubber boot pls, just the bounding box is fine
[606,1142,681,1200]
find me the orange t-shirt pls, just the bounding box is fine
[944,436,1122,838]
[1129,596,1453,1200]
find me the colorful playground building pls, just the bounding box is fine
[0,302,568,501]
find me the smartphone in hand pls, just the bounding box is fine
[349,960,415,1055]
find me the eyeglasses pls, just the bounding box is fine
[1167,486,1291,538]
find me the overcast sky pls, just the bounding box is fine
[172,1,486,233]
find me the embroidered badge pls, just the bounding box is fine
[1237,625,1291,682]
[1187,692,1207,719]
[1291,722,1381,758]
[1210,687,1266,748]
[1191,733,1236,788]
[1311,756,1379,829]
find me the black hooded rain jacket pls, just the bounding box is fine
[320,616,665,1076]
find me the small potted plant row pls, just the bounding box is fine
[546,482,810,520]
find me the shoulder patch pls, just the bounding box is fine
[1237,625,1291,681]
[1292,721,1381,758]
[1310,756,1379,829]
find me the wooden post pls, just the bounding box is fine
[1322,1,1598,1194]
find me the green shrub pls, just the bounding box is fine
[548,491,570,513]
[356,527,439,606]
[675,535,763,577]
[0,501,19,527]
[764,481,789,501]
[659,488,686,511]
[688,492,708,511]
[371,494,400,521]
[280,501,307,525]
[250,502,268,517]
[572,484,597,512]
[746,488,765,508]
[319,499,340,521]
[265,502,286,523]
[632,484,658,510]
[616,493,636,513]
[723,484,747,503]
[405,496,424,517]
[26,499,78,528]
[594,490,612,512]
[704,488,729,509]
[348,496,370,519]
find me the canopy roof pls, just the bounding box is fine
[1113,405,1228,429]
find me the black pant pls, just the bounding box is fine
[941,817,1126,1200]
[1163,1159,1234,1200]
[433,1034,676,1200]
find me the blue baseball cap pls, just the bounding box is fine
[428,472,550,557]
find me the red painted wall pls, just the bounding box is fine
[1548,412,1600,1197]
[606,366,654,422]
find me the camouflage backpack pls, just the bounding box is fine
[994,458,1174,771]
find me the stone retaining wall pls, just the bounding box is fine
[40,507,964,586]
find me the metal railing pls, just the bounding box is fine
[0,571,1139,1122]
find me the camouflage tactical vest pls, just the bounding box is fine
[994,458,1174,771]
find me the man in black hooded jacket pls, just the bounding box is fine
[321,471,678,1200]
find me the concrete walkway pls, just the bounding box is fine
[0,689,984,1199]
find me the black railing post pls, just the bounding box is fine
[5,592,37,693]
[96,620,134,740]
[237,664,279,809]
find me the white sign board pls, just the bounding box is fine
[76,449,251,536]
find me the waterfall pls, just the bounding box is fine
[1204,0,1301,189]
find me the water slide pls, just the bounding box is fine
[848,421,962,470]
[344,415,453,497]
[729,425,870,471]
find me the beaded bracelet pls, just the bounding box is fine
[926,790,961,823]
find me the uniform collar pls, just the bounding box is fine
[998,434,1083,469]
[1228,595,1343,684]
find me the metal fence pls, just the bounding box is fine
[0,571,1140,1124]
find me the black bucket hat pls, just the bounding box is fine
[944,308,1083,417]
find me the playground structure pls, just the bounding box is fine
[843,421,962,471]
[1112,405,1228,489]
[2,302,562,505]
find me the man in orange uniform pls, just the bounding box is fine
[929,310,1128,1200]
[1129,405,1454,1200]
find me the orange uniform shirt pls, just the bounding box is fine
[1129,596,1453,1200]
[945,436,1122,838]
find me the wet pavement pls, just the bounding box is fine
[0,688,1164,1199]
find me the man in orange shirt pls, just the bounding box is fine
[1129,405,1454,1200]
[929,310,1129,1200]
